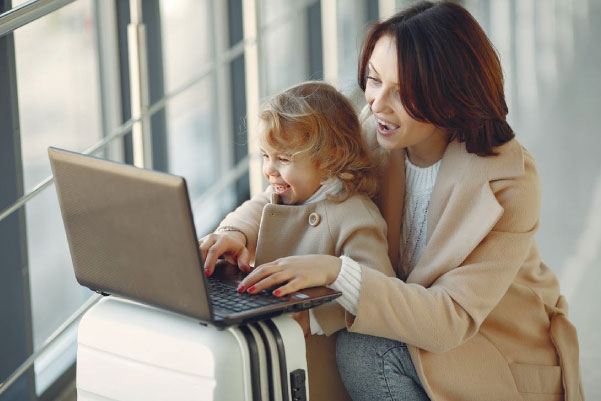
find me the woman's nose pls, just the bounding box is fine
[368,88,387,113]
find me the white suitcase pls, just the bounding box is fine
[76,296,309,401]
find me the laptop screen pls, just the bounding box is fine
[48,147,213,321]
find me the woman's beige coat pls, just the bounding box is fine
[220,107,584,401]
[350,108,584,401]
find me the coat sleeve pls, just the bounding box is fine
[346,152,542,353]
[313,196,396,335]
[217,188,271,261]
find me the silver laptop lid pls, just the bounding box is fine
[48,147,212,321]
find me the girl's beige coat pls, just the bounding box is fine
[220,107,584,401]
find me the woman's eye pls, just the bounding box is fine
[366,75,380,84]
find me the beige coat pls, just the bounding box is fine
[220,107,584,400]
[348,108,584,401]
[220,191,394,401]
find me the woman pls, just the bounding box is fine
[200,2,583,400]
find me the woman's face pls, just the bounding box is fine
[364,35,447,166]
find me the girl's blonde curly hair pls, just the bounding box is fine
[259,81,378,202]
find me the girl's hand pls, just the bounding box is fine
[198,231,251,276]
[238,255,342,296]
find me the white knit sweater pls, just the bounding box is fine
[328,156,441,317]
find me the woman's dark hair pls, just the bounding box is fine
[358,1,514,156]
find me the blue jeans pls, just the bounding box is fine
[336,330,430,401]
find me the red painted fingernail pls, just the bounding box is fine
[237,285,245,293]
[204,269,210,276]
[274,290,281,296]
[248,286,255,293]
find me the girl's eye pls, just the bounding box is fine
[278,156,290,163]
[261,153,268,159]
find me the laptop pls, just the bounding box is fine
[48,147,341,328]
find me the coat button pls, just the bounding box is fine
[308,212,321,226]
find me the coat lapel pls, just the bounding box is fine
[406,139,524,286]
[379,148,405,273]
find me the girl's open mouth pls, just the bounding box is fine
[273,184,290,194]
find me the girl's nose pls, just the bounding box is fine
[263,160,278,176]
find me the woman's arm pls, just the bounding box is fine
[241,151,542,353]
[347,151,542,352]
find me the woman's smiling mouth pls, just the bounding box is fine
[375,116,399,136]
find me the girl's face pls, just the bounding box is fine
[260,139,323,205]
[364,35,448,166]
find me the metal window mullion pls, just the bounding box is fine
[94,0,124,162]
[0,4,35,397]
[142,0,168,173]
[321,0,339,85]
[242,0,262,197]
[213,0,234,178]
[0,0,76,38]
[127,0,152,168]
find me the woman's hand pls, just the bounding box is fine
[238,255,342,296]
[198,231,251,276]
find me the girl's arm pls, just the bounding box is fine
[200,189,270,274]
[239,196,395,336]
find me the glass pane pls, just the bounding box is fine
[337,0,370,108]
[160,0,235,235]
[336,0,368,89]
[260,0,310,95]
[13,0,102,395]
[160,0,213,93]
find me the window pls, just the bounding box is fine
[13,0,102,394]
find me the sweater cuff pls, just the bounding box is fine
[328,255,362,315]
[309,309,325,335]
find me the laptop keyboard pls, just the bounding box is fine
[207,277,284,313]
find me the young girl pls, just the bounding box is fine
[199,81,394,401]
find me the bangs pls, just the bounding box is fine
[259,110,315,159]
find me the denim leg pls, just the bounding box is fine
[336,330,430,401]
